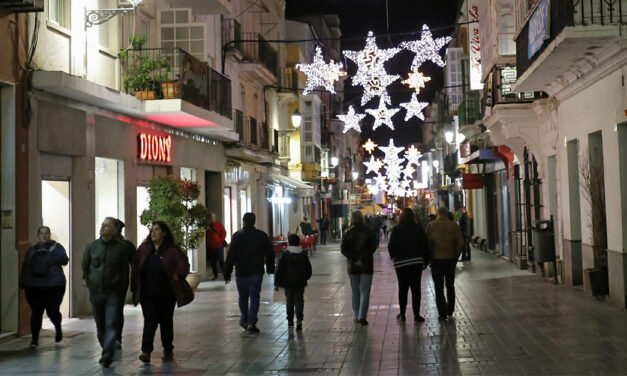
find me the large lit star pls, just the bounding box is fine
[365,99,400,131]
[343,31,400,105]
[400,93,429,121]
[402,70,431,94]
[295,46,347,95]
[363,138,378,154]
[363,155,383,174]
[400,24,452,70]
[337,106,366,134]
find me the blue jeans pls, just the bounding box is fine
[349,274,373,320]
[89,290,121,361]
[235,274,263,325]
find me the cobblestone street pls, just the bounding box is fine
[1,243,627,375]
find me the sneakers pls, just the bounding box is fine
[396,313,406,322]
[296,322,302,331]
[247,324,260,333]
[162,352,174,362]
[414,315,426,323]
[239,322,247,330]
[359,319,369,326]
[138,352,151,364]
[99,357,112,368]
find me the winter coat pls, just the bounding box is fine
[425,216,465,260]
[341,223,378,274]
[130,241,191,306]
[224,225,274,279]
[388,223,430,269]
[82,237,131,294]
[459,214,471,237]
[206,221,227,249]
[275,246,312,288]
[20,241,69,289]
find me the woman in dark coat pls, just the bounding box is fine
[19,226,69,348]
[131,221,190,363]
[387,208,430,323]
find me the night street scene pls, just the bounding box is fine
[1,0,627,375]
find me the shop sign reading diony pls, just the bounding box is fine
[138,132,172,163]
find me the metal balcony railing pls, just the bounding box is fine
[516,0,627,77]
[278,132,290,158]
[234,109,244,141]
[481,66,546,113]
[240,32,278,77]
[242,116,258,146]
[281,67,299,94]
[120,48,232,118]
[222,18,243,55]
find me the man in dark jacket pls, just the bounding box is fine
[274,234,312,330]
[458,207,472,261]
[316,215,330,245]
[341,211,378,326]
[224,212,275,333]
[82,217,131,367]
[114,219,135,349]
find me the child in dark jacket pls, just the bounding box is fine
[275,234,312,330]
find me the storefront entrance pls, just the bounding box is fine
[94,157,125,237]
[41,179,71,318]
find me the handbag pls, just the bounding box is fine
[171,278,195,307]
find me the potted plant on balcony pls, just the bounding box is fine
[120,51,171,100]
[130,34,147,50]
[140,175,211,291]
[161,78,180,99]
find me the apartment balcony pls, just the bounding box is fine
[278,67,299,102]
[0,0,43,12]
[482,66,547,117]
[458,91,481,127]
[513,0,627,97]
[225,114,273,163]
[222,19,244,59]
[238,33,279,85]
[162,0,231,15]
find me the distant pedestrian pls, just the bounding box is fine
[458,207,472,261]
[387,208,430,323]
[299,217,313,236]
[114,219,135,349]
[341,211,378,326]
[82,217,131,367]
[425,207,464,321]
[274,234,312,331]
[381,216,390,239]
[224,212,275,333]
[132,221,192,364]
[19,226,69,348]
[206,212,227,280]
[317,215,330,245]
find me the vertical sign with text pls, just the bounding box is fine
[467,0,483,90]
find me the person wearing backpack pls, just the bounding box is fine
[19,226,69,348]
[274,234,312,331]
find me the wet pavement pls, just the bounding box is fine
[1,242,627,375]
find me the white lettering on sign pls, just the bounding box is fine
[468,0,483,90]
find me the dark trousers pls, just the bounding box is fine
[462,237,471,260]
[284,287,305,322]
[320,230,327,245]
[430,260,457,317]
[24,285,65,342]
[116,287,128,342]
[89,291,121,361]
[235,273,263,325]
[140,296,176,353]
[207,247,225,278]
[394,266,422,317]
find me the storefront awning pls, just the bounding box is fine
[461,146,515,178]
[267,174,314,196]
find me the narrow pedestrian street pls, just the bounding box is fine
[1,243,627,376]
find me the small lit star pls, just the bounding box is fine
[400,24,452,70]
[400,93,429,121]
[363,138,378,154]
[402,70,431,94]
[365,98,400,131]
[337,106,366,134]
[363,155,384,174]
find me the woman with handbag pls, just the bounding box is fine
[131,221,192,363]
[19,226,69,348]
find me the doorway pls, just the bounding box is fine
[137,186,150,246]
[41,180,71,318]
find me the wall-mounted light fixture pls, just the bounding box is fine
[85,0,142,29]
[291,109,302,129]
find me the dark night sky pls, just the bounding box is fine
[286,0,459,149]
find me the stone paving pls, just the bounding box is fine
[1,242,627,375]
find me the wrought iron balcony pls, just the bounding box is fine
[120,47,232,119]
[482,66,547,115]
[222,18,243,56]
[240,32,278,79]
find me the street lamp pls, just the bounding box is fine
[85,0,143,29]
[444,130,455,144]
[433,160,439,169]
[352,171,359,181]
[291,109,302,129]
[331,156,339,167]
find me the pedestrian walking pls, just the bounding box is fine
[316,215,330,245]
[82,217,131,367]
[131,221,192,364]
[425,207,464,321]
[387,208,430,323]
[224,212,275,333]
[341,211,378,326]
[114,219,135,349]
[19,226,69,348]
[459,207,472,261]
[274,234,312,331]
[299,217,313,236]
[206,212,227,280]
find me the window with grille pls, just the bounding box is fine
[99,0,112,49]
[159,8,205,68]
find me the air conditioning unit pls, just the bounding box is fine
[0,0,44,12]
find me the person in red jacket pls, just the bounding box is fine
[206,212,227,280]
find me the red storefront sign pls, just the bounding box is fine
[138,133,172,163]
[462,173,484,189]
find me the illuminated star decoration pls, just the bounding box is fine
[400,24,453,70]
[343,31,400,106]
[365,98,400,131]
[337,105,366,134]
[363,155,383,174]
[363,138,378,154]
[404,145,422,166]
[402,69,431,94]
[295,46,347,95]
[403,165,416,178]
[400,93,429,121]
